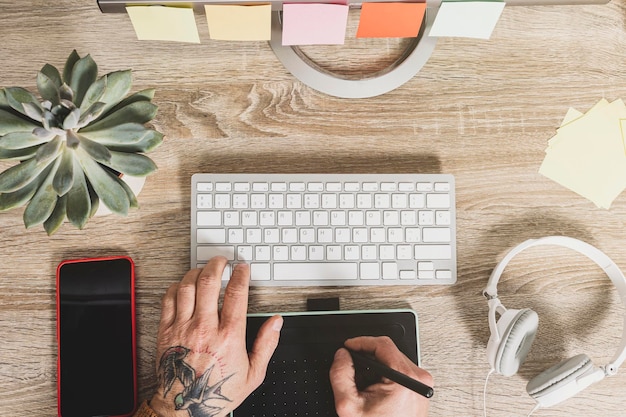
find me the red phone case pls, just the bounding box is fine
[56,256,137,417]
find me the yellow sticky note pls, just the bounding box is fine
[205,4,271,41]
[539,99,626,208]
[548,99,609,150]
[126,6,200,43]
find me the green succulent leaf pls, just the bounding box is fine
[93,70,132,115]
[23,156,62,229]
[52,146,74,196]
[0,145,39,161]
[43,194,67,235]
[4,87,43,119]
[59,83,74,102]
[22,102,44,122]
[70,54,98,107]
[81,101,158,133]
[0,109,39,137]
[35,136,63,163]
[87,180,99,218]
[113,175,139,209]
[105,88,155,116]
[76,147,129,215]
[80,122,153,145]
[63,50,81,85]
[62,107,81,130]
[0,131,51,150]
[78,134,111,163]
[0,89,7,108]
[107,130,164,153]
[41,63,63,87]
[80,76,107,113]
[66,157,91,228]
[0,163,52,211]
[0,153,57,193]
[77,102,106,128]
[37,68,61,105]
[101,151,157,177]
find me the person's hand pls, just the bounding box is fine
[149,257,283,417]
[329,336,433,417]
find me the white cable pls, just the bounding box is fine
[483,369,494,417]
[527,403,541,416]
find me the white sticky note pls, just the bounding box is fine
[205,4,272,41]
[126,6,200,43]
[429,1,506,39]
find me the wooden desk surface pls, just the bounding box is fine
[2,1,626,415]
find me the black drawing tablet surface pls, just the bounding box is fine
[234,310,419,417]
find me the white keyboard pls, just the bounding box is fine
[191,174,456,286]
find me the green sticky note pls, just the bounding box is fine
[205,4,272,41]
[126,6,200,43]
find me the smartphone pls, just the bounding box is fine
[56,256,137,417]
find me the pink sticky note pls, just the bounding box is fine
[282,3,349,46]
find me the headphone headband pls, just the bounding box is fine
[483,236,626,375]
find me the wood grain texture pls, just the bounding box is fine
[2,1,626,416]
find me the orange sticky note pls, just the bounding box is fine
[356,2,426,38]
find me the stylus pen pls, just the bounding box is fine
[347,349,434,399]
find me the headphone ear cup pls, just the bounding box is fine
[526,354,600,407]
[494,308,539,377]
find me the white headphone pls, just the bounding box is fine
[483,236,626,409]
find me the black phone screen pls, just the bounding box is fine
[57,257,136,417]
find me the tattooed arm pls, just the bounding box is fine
[147,257,283,417]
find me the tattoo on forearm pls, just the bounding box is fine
[159,346,235,417]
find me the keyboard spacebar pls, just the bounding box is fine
[273,263,358,280]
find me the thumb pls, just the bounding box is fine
[248,315,283,386]
[330,348,361,414]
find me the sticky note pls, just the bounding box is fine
[205,4,272,41]
[429,1,506,39]
[126,6,200,43]
[356,3,427,38]
[282,3,349,46]
[539,99,626,209]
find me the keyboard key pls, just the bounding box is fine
[253,182,269,191]
[197,182,213,192]
[326,182,342,191]
[197,229,226,244]
[214,194,230,208]
[434,182,450,192]
[362,182,378,191]
[381,182,397,191]
[271,182,287,192]
[360,262,379,279]
[417,182,433,192]
[215,182,231,191]
[423,228,451,243]
[399,182,415,192]
[415,245,452,260]
[234,182,250,191]
[273,246,289,261]
[251,264,271,280]
[197,211,221,226]
[274,263,358,280]
[197,194,212,208]
[197,246,235,261]
[427,194,450,208]
[237,246,252,261]
[345,182,360,191]
[290,182,306,191]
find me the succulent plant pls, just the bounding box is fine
[0,50,163,235]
